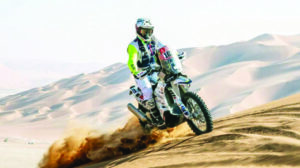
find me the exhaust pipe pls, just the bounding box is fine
[127,103,149,123]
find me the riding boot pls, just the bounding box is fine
[154,80,171,121]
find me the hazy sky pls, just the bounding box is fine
[1,0,300,97]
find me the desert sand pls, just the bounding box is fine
[2,34,300,168]
[75,93,300,168]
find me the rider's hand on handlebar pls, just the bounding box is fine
[164,74,176,83]
[136,64,161,79]
[136,70,149,79]
[150,63,161,71]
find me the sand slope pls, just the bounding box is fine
[79,93,300,168]
[1,34,300,143]
[2,33,300,168]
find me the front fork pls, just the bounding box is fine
[166,87,192,119]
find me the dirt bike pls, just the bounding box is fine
[127,46,213,135]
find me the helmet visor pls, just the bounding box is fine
[140,28,153,39]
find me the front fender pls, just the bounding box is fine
[173,76,192,85]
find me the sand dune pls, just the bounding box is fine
[2,34,300,168]
[75,93,300,168]
[1,34,300,142]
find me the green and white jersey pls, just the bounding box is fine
[127,36,164,76]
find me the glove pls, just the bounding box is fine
[136,70,149,79]
[150,63,161,71]
[164,74,176,83]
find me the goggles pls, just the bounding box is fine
[140,28,153,37]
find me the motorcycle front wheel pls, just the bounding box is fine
[183,92,213,135]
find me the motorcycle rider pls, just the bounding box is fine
[127,18,166,125]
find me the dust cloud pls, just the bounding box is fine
[39,117,190,168]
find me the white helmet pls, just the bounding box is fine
[135,18,154,41]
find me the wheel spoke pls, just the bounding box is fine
[186,98,207,132]
[187,100,194,112]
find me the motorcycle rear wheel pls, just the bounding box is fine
[183,92,213,135]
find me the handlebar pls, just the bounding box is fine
[143,64,161,75]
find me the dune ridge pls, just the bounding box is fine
[1,34,300,142]
[1,34,300,167]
